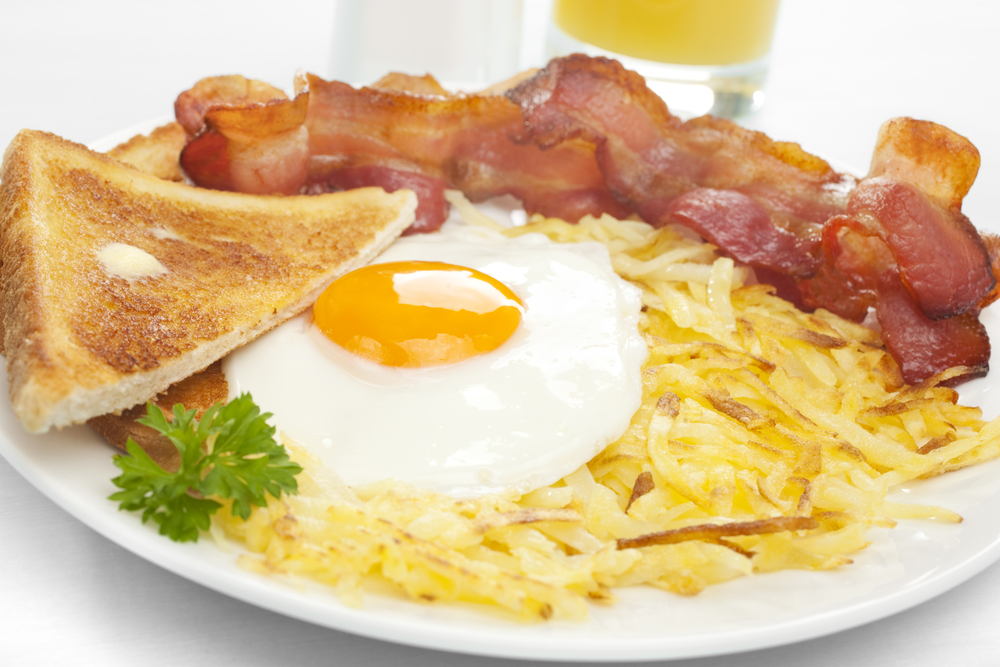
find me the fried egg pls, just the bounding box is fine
[223,225,646,498]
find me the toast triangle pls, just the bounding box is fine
[0,129,416,433]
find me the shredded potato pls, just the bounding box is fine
[212,210,1000,621]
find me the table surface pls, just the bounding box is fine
[2,1,999,665]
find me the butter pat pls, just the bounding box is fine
[97,243,167,280]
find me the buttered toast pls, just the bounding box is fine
[0,130,416,433]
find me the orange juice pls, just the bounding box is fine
[552,0,781,66]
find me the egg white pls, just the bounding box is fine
[223,224,646,498]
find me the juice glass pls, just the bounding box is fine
[548,0,782,118]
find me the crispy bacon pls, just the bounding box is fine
[302,73,630,230]
[980,234,1000,309]
[172,57,995,385]
[306,166,447,236]
[177,128,231,192]
[505,54,854,273]
[506,55,993,384]
[795,124,992,323]
[179,75,310,196]
[369,72,451,96]
[174,75,289,139]
[846,177,991,319]
[789,119,994,383]
[177,72,629,232]
[646,188,821,276]
[844,118,992,320]
[876,268,990,385]
[796,217,891,321]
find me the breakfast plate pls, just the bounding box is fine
[2,118,1000,662]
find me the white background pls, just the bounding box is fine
[2,1,1000,665]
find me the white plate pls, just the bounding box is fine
[2,119,1000,662]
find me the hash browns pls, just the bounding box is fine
[211,209,1000,620]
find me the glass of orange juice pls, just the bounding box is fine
[547,0,782,118]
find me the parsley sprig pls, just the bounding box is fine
[109,393,302,542]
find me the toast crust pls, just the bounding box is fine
[106,122,187,182]
[0,130,416,433]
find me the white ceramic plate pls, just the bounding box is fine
[3,119,1000,662]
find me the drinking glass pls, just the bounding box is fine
[547,0,782,118]
[330,0,526,89]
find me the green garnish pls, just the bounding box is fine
[109,393,302,543]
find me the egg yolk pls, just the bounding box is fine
[314,261,523,367]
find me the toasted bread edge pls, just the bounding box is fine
[1,129,418,433]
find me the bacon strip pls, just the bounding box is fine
[306,166,447,236]
[175,75,289,139]
[179,76,310,196]
[303,73,630,230]
[177,72,629,233]
[847,177,991,319]
[876,268,990,385]
[845,119,992,320]
[506,54,853,278]
[795,217,890,321]
[648,188,821,276]
[506,56,993,384]
[172,58,995,385]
